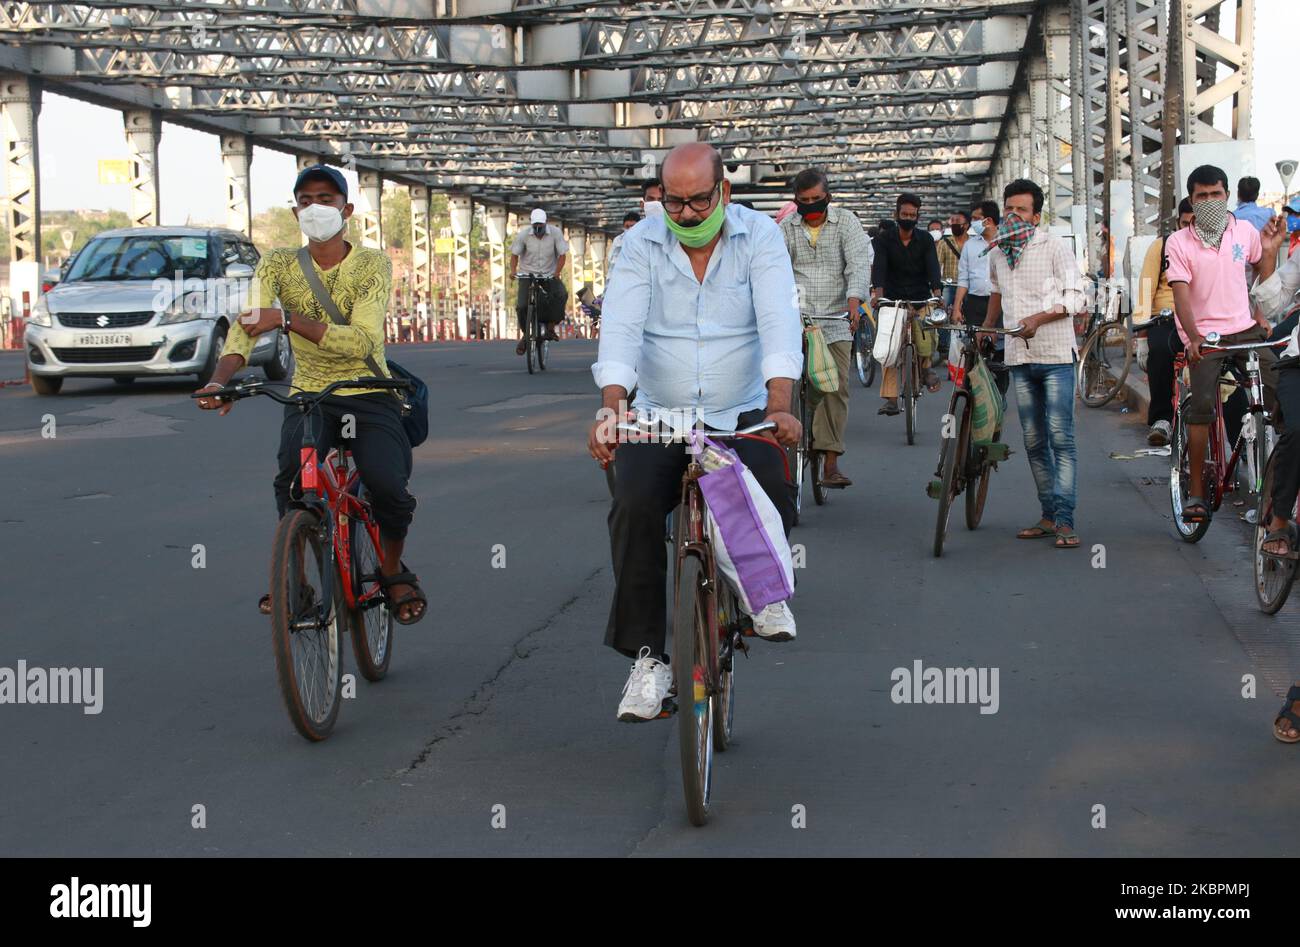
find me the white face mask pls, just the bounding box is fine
[642,200,665,219]
[298,203,345,242]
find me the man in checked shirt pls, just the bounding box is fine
[779,168,873,487]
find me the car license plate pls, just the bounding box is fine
[74,333,132,346]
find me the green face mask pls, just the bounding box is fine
[664,186,726,248]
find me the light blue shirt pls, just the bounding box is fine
[592,203,803,430]
[1234,201,1273,233]
[957,233,993,296]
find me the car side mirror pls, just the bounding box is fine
[225,263,255,278]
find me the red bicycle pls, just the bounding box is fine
[192,375,413,741]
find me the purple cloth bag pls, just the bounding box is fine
[692,432,793,611]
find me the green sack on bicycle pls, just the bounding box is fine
[969,354,1004,446]
[803,320,839,393]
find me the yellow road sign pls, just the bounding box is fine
[434,236,455,253]
[98,159,131,185]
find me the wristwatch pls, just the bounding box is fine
[281,310,292,333]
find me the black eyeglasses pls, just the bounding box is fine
[662,183,721,215]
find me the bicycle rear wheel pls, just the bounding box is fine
[1169,403,1211,543]
[269,509,343,741]
[347,517,393,682]
[673,554,714,826]
[853,323,876,387]
[965,441,993,530]
[1078,319,1133,407]
[1254,452,1299,613]
[713,582,746,752]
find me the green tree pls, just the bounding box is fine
[252,206,301,251]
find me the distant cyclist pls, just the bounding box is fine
[510,208,569,355]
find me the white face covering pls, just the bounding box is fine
[642,200,665,219]
[298,203,345,242]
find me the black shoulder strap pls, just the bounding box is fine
[295,246,393,393]
[942,236,959,257]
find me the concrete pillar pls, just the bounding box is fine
[409,185,431,317]
[485,204,509,340]
[449,193,473,339]
[358,169,382,250]
[220,133,252,236]
[123,109,160,228]
[589,231,608,294]
[0,73,40,334]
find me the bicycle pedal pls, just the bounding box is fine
[926,479,943,499]
[656,698,678,718]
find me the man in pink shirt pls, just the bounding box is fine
[1165,164,1278,523]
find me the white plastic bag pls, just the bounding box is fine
[704,465,795,617]
[947,334,965,385]
[872,303,908,368]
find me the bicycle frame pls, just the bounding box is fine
[296,438,385,615]
[1171,348,1268,508]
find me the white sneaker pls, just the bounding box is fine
[1147,420,1171,447]
[752,601,796,642]
[617,647,674,722]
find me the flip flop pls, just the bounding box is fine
[1274,685,1300,744]
[1016,522,1055,539]
[1054,527,1081,549]
[1182,496,1210,523]
[1261,522,1300,560]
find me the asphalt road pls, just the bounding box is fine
[1,342,1297,856]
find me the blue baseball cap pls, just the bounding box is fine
[1285,197,1300,215]
[293,164,348,200]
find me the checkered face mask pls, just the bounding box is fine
[982,214,1036,269]
[1192,198,1229,249]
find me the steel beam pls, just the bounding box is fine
[123,108,160,228]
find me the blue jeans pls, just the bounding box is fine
[1010,361,1077,529]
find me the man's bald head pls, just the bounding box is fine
[660,143,728,224]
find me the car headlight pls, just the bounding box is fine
[157,296,202,325]
[28,298,52,327]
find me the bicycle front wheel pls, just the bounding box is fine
[902,343,916,445]
[853,323,876,387]
[787,381,804,525]
[1169,404,1211,543]
[1254,452,1298,613]
[347,518,393,682]
[934,395,969,557]
[673,554,715,826]
[1078,320,1133,407]
[525,303,538,375]
[713,582,745,752]
[269,509,343,741]
[965,441,993,530]
[805,387,826,507]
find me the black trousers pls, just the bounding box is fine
[274,392,416,542]
[515,276,568,330]
[1145,319,1183,427]
[605,408,796,659]
[1271,363,1300,517]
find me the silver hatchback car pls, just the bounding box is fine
[25,226,291,395]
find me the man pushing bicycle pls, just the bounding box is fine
[587,142,803,722]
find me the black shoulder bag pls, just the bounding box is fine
[296,246,429,447]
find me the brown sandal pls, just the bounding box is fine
[1274,686,1300,744]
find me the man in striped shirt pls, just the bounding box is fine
[779,167,873,487]
[981,179,1087,549]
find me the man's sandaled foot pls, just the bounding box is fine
[380,564,427,625]
[819,464,852,487]
[923,369,941,393]
[879,401,900,416]
[258,593,271,615]
[1182,496,1210,522]
[1054,525,1080,548]
[515,339,527,356]
[1262,522,1299,559]
[1274,685,1300,743]
[1017,519,1055,539]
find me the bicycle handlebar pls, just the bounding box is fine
[876,297,944,309]
[925,315,1023,336]
[191,376,411,406]
[1200,332,1288,352]
[614,419,777,439]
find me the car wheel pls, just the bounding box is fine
[196,323,228,387]
[31,374,62,396]
[263,329,292,381]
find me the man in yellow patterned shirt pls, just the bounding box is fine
[194,165,425,624]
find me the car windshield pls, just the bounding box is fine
[64,235,210,282]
